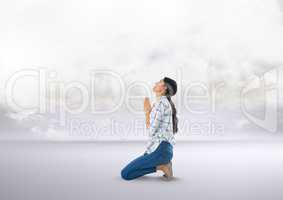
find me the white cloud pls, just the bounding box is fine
[0,0,283,136]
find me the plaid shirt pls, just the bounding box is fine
[145,95,176,154]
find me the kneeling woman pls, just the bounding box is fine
[121,77,178,180]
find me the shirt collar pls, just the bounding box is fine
[156,95,167,102]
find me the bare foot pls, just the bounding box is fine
[157,161,173,179]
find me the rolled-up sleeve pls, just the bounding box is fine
[149,101,165,135]
[145,100,166,154]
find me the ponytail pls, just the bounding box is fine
[166,96,178,134]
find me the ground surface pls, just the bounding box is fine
[0,140,283,200]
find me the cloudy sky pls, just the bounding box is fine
[0,0,283,139]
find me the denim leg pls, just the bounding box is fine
[121,141,173,180]
[122,166,157,180]
[121,153,157,180]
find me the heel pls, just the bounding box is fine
[162,161,173,180]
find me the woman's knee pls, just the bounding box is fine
[121,166,133,180]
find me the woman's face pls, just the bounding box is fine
[153,79,167,95]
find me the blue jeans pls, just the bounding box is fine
[121,141,173,180]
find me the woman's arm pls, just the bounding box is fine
[144,97,152,128]
[144,100,165,154]
[149,100,164,134]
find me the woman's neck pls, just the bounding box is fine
[156,94,165,101]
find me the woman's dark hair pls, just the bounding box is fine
[165,92,178,134]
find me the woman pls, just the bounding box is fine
[121,77,178,181]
